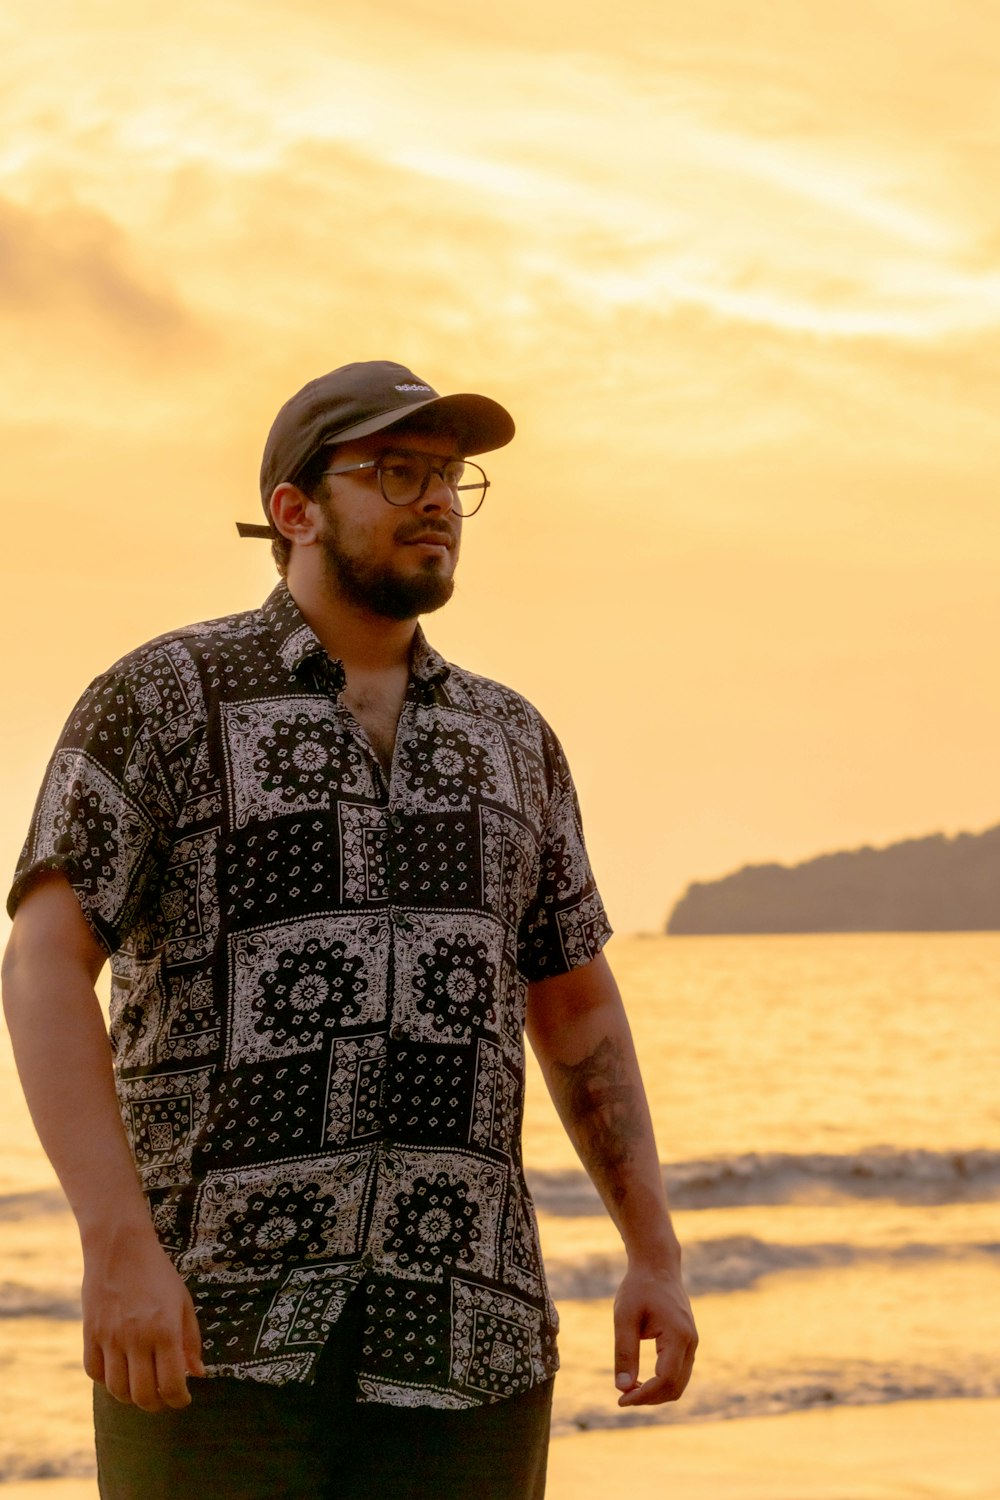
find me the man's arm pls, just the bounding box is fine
[526,950,697,1405]
[2,873,205,1412]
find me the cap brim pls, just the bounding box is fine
[331,392,514,456]
[244,385,515,537]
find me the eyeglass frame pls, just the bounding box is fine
[321,448,490,517]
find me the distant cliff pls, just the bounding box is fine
[666,825,1000,934]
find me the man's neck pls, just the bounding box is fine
[285,565,416,675]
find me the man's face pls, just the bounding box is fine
[313,428,463,621]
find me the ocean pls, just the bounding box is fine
[1,932,998,1483]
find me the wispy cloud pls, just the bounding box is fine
[0,196,199,340]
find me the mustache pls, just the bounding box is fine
[394,519,458,546]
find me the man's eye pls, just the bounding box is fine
[381,459,421,483]
[443,462,465,486]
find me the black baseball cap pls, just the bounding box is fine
[237,360,515,538]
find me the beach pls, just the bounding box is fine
[2,1400,998,1499]
[551,1400,1000,1499]
[3,934,998,1496]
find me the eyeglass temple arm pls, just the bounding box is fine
[238,459,488,534]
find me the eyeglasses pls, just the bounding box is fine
[323,449,489,517]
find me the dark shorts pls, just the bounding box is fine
[93,1304,553,1500]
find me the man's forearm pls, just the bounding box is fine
[3,944,155,1243]
[527,951,697,1406]
[526,953,680,1268]
[550,1029,679,1257]
[3,878,205,1410]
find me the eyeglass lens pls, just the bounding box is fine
[378,452,487,517]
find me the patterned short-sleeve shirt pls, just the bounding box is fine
[9,583,611,1407]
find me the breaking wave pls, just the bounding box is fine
[0,1281,81,1320]
[545,1235,1000,1300]
[0,1453,96,1484]
[552,1361,1000,1436]
[0,1188,70,1222]
[528,1147,1000,1215]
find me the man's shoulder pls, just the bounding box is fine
[439,660,555,742]
[97,602,270,692]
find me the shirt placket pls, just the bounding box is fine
[381,692,424,1141]
[322,678,421,1193]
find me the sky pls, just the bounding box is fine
[2,0,999,933]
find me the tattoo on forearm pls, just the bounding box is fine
[551,1036,642,1206]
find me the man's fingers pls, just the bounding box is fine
[81,1246,205,1409]
[182,1298,206,1379]
[83,1330,105,1386]
[153,1339,193,1410]
[89,1330,194,1412]
[125,1346,165,1413]
[612,1265,699,1406]
[101,1345,134,1406]
[617,1373,674,1406]
[617,1333,697,1407]
[612,1302,640,1392]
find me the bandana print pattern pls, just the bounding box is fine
[8,583,610,1407]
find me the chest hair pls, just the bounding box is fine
[340,675,408,779]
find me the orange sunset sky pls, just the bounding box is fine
[2,0,999,933]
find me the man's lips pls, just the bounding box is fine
[398,527,455,550]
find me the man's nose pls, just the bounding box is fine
[417,468,455,513]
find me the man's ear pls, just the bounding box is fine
[269,483,321,548]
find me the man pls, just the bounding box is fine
[3,361,697,1499]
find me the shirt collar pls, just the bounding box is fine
[259,582,451,690]
[409,626,451,688]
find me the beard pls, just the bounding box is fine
[316,510,457,621]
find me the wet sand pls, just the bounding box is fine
[3,1398,997,1499]
[549,1398,1000,1500]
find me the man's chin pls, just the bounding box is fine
[324,551,455,620]
[374,576,455,620]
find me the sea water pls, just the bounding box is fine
[2,933,998,1481]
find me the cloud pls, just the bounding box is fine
[4,2,999,365]
[0,193,218,436]
[0,195,201,343]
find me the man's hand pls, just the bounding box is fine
[3,876,207,1414]
[83,1229,205,1413]
[612,1262,698,1406]
[527,956,698,1408]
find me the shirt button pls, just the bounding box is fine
[390,1023,404,1040]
